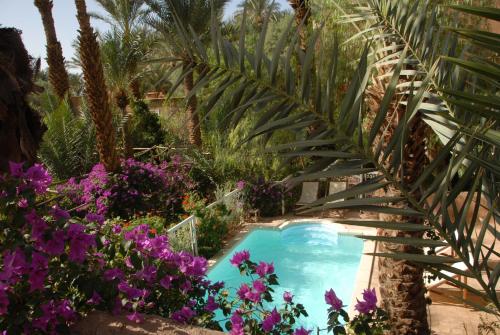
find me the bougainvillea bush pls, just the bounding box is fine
[0,162,219,333]
[238,178,298,217]
[58,156,194,221]
[0,162,388,334]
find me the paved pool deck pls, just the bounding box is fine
[210,213,499,335]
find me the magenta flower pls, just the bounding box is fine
[355,288,377,314]
[159,275,176,289]
[230,312,244,335]
[204,295,219,312]
[171,306,196,323]
[262,307,281,332]
[237,283,251,300]
[17,198,28,208]
[86,213,105,225]
[325,289,343,311]
[0,248,27,284]
[230,250,250,267]
[43,230,66,256]
[49,205,70,220]
[67,224,96,263]
[283,291,293,303]
[0,283,9,315]
[294,327,312,335]
[24,164,52,194]
[104,268,124,281]
[236,180,245,190]
[252,280,266,294]
[8,161,24,178]
[87,291,103,305]
[255,261,274,277]
[135,265,157,283]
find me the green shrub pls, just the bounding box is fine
[130,100,166,149]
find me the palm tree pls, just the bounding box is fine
[34,0,70,99]
[145,0,229,148]
[287,0,310,52]
[166,1,500,332]
[74,0,119,172]
[91,0,147,99]
[235,0,281,32]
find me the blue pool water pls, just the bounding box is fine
[207,223,363,330]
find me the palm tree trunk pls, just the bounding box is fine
[115,89,132,157]
[74,0,118,172]
[34,0,70,99]
[367,65,430,334]
[288,0,310,53]
[183,62,202,148]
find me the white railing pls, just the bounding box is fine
[167,189,241,255]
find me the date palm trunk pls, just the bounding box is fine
[34,0,70,99]
[288,0,310,53]
[183,62,202,148]
[74,0,118,172]
[367,65,430,334]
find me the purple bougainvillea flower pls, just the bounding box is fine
[49,205,70,220]
[9,161,24,178]
[236,180,245,190]
[252,280,266,294]
[135,265,157,283]
[283,291,293,303]
[87,291,103,305]
[355,288,377,314]
[255,261,274,277]
[17,198,28,208]
[159,275,176,289]
[237,283,251,300]
[171,306,196,323]
[104,268,124,281]
[230,312,244,335]
[262,307,281,332]
[325,289,343,311]
[86,213,105,225]
[229,250,250,267]
[24,164,52,194]
[43,230,66,256]
[67,224,96,263]
[0,248,27,284]
[204,295,219,312]
[294,327,312,335]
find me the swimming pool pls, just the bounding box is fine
[207,222,364,330]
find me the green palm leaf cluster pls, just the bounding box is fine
[160,0,498,317]
[38,101,98,180]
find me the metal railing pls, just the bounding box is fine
[167,189,241,256]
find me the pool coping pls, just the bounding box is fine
[208,217,378,318]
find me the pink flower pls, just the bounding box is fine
[230,312,244,335]
[230,250,250,267]
[262,307,281,332]
[294,327,312,335]
[236,180,245,190]
[355,288,377,314]
[325,289,343,311]
[104,268,124,281]
[204,295,219,312]
[8,161,24,178]
[43,230,66,256]
[24,164,52,194]
[49,205,70,220]
[159,275,176,289]
[17,198,28,208]
[283,291,293,303]
[171,306,196,323]
[252,280,266,294]
[87,291,103,305]
[237,283,251,300]
[67,224,96,263]
[85,213,105,225]
[255,261,274,277]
